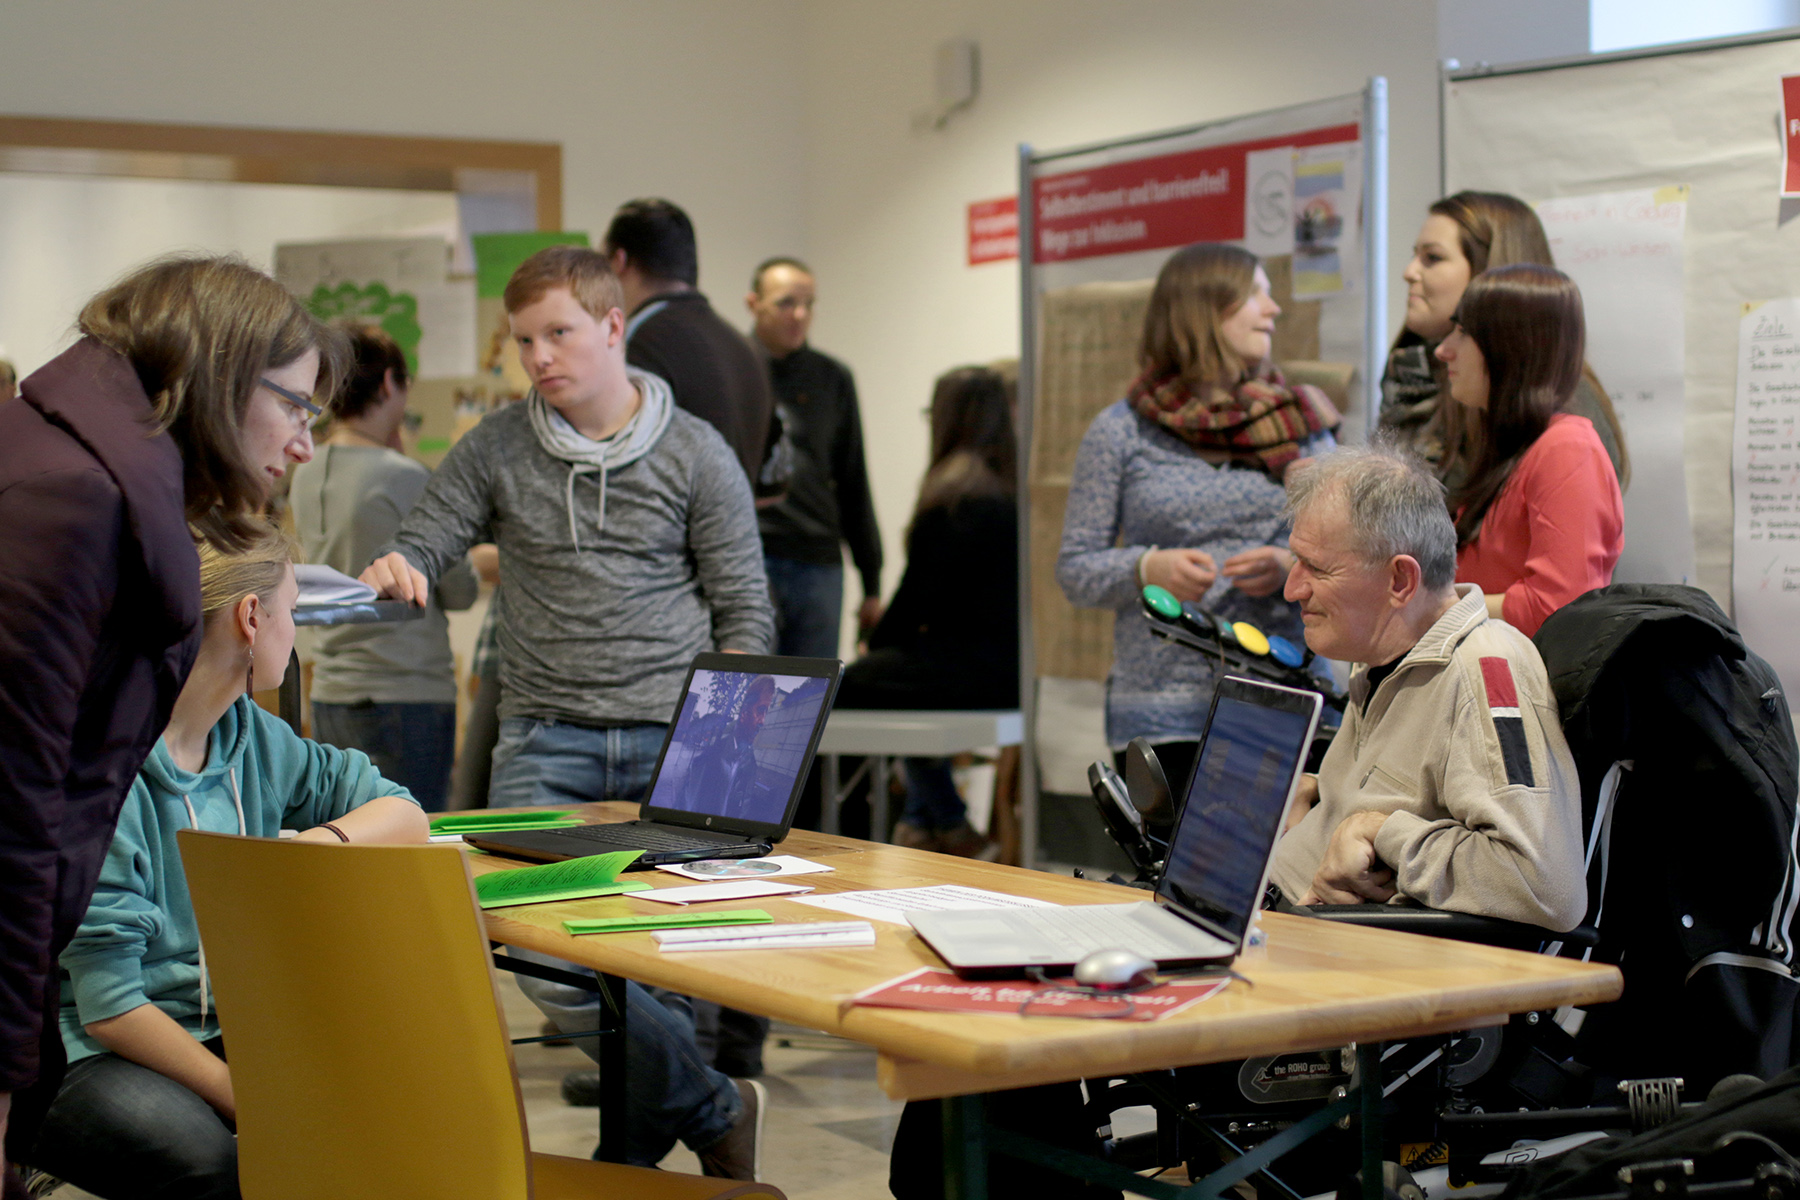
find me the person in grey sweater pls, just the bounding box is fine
[359,245,774,1180]
[291,325,478,812]
[361,247,773,808]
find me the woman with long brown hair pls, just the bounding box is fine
[1057,242,1337,786]
[1384,190,1628,491]
[838,365,1018,857]
[0,255,344,1188]
[1435,264,1624,635]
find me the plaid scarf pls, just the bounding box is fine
[1129,366,1340,478]
[1377,337,1445,465]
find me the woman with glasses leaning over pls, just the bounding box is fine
[0,255,344,1194]
[289,326,478,812]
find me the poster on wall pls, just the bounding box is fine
[1535,186,1693,586]
[1781,74,1800,197]
[274,237,476,380]
[1291,142,1361,298]
[1241,147,1294,258]
[1731,297,1800,700]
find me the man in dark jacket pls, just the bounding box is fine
[603,198,774,483]
[745,257,883,657]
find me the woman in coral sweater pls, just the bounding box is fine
[1434,264,1624,636]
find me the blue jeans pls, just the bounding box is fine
[487,719,665,809]
[764,555,843,659]
[507,949,740,1166]
[29,1039,237,1200]
[311,700,457,812]
[902,757,968,831]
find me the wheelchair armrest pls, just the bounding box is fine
[1292,903,1600,951]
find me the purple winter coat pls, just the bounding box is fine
[0,337,201,1105]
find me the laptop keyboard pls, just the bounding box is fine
[1027,904,1225,958]
[558,824,729,851]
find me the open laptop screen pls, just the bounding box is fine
[1158,679,1320,941]
[645,667,834,826]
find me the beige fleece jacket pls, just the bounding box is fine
[1267,585,1587,931]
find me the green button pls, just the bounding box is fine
[1142,586,1181,618]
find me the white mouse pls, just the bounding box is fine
[1072,948,1157,991]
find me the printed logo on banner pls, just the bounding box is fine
[1031,124,1358,265]
[968,196,1019,265]
[1782,75,1800,198]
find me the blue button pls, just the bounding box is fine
[1267,635,1305,667]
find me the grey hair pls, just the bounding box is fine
[1285,443,1458,591]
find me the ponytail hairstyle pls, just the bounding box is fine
[196,520,298,623]
[1447,264,1585,548]
[79,255,349,552]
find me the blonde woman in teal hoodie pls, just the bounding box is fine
[23,524,427,1200]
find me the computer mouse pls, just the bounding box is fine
[1072,949,1158,992]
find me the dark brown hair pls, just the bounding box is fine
[1447,264,1586,547]
[1140,243,1259,392]
[333,324,410,421]
[603,198,698,286]
[79,255,348,552]
[914,366,1016,522]
[1414,191,1630,488]
[503,245,625,319]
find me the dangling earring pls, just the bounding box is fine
[245,642,257,697]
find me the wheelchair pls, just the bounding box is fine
[1069,584,1800,1200]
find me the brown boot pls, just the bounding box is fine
[935,822,1000,860]
[891,820,940,851]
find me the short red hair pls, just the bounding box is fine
[503,245,624,319]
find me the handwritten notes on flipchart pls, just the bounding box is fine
[1732,298,1800,704]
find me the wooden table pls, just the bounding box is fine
[477,804,1622,1197]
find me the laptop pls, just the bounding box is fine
[466,652,841,868]
[912,675,1322,978]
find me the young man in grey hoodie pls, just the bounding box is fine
[360,246,774,1179]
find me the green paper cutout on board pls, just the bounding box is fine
[304,282,424,378]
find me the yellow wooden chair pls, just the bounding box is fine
[178,830,784,1200]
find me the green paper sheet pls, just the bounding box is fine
[432,810,576,832]
[563,909,773,936]
[474,850,645,909]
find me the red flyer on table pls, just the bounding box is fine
[848,967,1231,1022]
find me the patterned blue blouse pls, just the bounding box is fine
[1056,400,1334,748]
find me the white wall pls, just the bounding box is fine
[0,175,457,375]
[797,0,1442,614]
[0,0,810,337]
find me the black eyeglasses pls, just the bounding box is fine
[260,377,324,426]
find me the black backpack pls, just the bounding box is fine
[1534,584,1800,1095]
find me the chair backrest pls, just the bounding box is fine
[179,831,534,1200]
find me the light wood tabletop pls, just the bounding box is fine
[477,804,1622,1101]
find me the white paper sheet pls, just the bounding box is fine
[1536,187,1693,586]
[293,563,376,605]
[655,855,833,881]
[1731,297,1800,700]
[273,237,476,380]
[635,880,816,906]
[1242,147,1295,258]
[790,885,1056,928]
[1291,142,1360,298]
[654,921,876,952]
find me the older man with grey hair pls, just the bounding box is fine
[1267,445,1586,931]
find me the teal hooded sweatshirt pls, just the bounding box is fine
[57,695,415,1063]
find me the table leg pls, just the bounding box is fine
[597,972,629,1164]
[823,754,841,835]
[1359,1041,1384,1200]
[942,1092,987,1200]
[872,755,890,842]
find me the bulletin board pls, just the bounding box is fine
[1443,29,1800,616]
[1015,81,1389,864]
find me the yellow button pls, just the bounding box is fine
[1231,622,1271,656]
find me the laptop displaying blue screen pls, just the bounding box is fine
[1157,680,1321,941]
[645,667,835,826]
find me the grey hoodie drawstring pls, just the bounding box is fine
[561,460,608,553]
[181,767,246,1033]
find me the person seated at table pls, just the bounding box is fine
[837,364,1018,858]
[1434,264,1624,637]
[1269,444,1586,931]
[22,523,429,1200]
